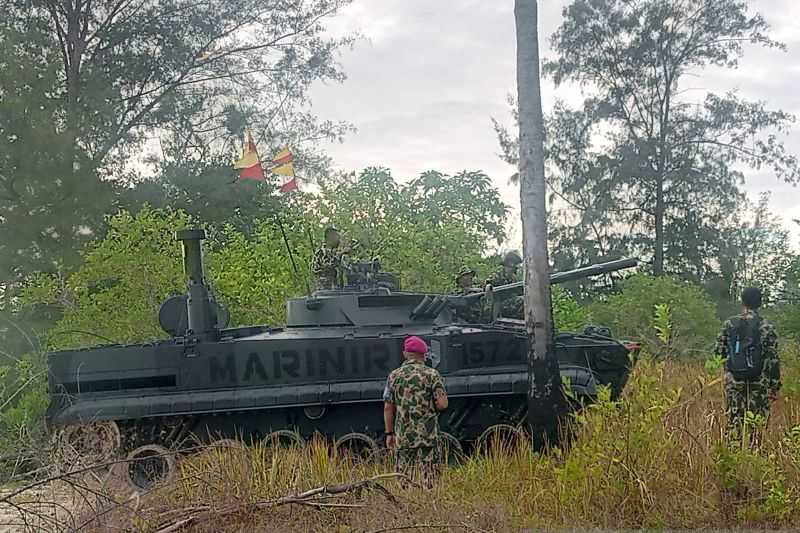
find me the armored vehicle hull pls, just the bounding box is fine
[46,229,638,490]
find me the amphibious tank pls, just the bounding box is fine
[46,229,639,490]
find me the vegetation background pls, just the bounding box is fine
[1,0,800,529]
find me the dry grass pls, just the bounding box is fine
[71,349,800,532]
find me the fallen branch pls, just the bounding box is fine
[366,525,471,533]
[153,473,406,533]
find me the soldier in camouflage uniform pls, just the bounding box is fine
[714,287,781,445]
[485,251,523,319]
[486,250,522,287]
[312,227,344,290]
[383,336,449,488]
[453,266,480,295]
[452,266,484,322]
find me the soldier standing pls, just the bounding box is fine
[715,287,781,445]
[485,251,524,319]
[486,250,523,287]
[311,226,344,289]
[383,336,448,488]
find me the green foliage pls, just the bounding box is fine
[590,274,719,357]
[207,215,312,326]
[552,285,591,332]
[653,303,672,346]
[769,304,800,342]
[311,168,508,292]
[705,354,725,376]
[22,207,192,349]
[0,0,353,286]
[713,443,800,522]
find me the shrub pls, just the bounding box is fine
[590,274,719,358]
[768,303,800,342]
[552,285,592,332]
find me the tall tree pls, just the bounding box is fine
[718,193,795,305]
[515,0,563,443]
[498,0,799,277]
[0,0,352,285]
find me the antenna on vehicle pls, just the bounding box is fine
[274,213,311,297]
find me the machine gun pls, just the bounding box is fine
[342,258,400,292]
[444,257,638,321]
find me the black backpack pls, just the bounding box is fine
[725,315,764,381]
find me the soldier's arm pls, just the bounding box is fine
[383,402,396,433]
[383,377,396,446]
[311,248,325,273]
[432,371,448,411]
[762,323,781,395]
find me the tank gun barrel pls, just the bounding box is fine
[449,257,639,310]
[549,257,639,286]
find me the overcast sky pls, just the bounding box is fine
[309,0,800,249]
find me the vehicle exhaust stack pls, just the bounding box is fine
[176,229,217,340]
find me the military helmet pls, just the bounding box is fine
[323,226,340,238]
[503,250,522,267]
[455,266,476,280]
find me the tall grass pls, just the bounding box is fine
[94,349,800,532]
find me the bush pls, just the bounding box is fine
[552,285,592,332]
[768,303,800,342]
[590,274,719,357]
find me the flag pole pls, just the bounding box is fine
[275,153,310,296]
[275,212,310,296]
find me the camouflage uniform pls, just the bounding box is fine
[383,359,446,488]
[485,267,518,287]
[451,267,484,323]
[311,245,343,289]
[452,286,484,323]
[485,268,523,319]
[714,310,781,444]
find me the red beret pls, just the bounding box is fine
[403,336,428,355]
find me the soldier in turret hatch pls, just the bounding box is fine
[453,266,482,296]
[485,251,524,320]
[486,250,522,287]
[312,226,345,290]
[452,266,484,322]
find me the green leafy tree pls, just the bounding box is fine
[497,0,799,277]
[311,168,509,292]
[21,207,192,348]
[0,14,116,283]
[0,0,353,285]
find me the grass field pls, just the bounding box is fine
[69,346,800,533]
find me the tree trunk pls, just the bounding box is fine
[515,0,563,446]
[654,177,665,276]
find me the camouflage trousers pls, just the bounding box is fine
[395,445,441,489]
[724,373,771,446]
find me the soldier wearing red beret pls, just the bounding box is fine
[383,336,449,488]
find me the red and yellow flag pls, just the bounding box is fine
[272,146,298,192]
[233,133,265,181]
[272,147,294,176]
